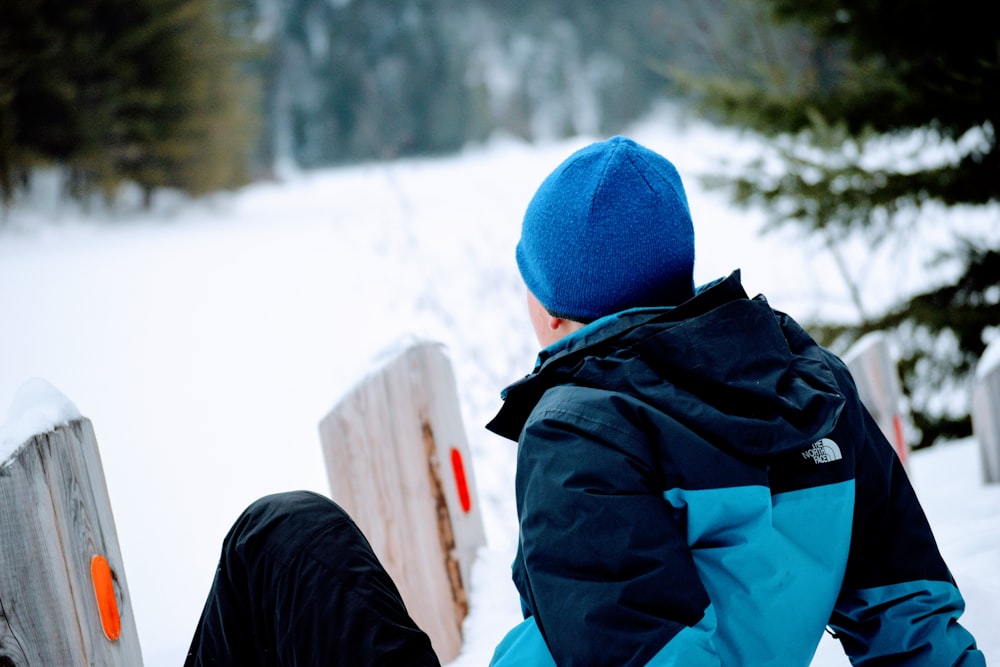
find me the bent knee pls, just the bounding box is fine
[244,490,350,524]
[224,491,355,564]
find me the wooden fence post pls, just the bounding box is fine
[318,341,486,664]
[845,333,910,466]
[971,344,1000,484]
[0,418,143,665]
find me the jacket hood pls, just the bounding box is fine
[486,271,846,462]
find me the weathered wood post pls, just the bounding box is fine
[971,342,1000,484]
[844,333,910,466]
[318,341,486,664]
[0,419,143,665]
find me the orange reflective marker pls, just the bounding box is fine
[450,447,472,514]
[91,554,121,641]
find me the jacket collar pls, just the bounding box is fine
[486,270,749,440]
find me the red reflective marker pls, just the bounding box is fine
[450,447,472,513]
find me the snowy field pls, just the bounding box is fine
[1,107,998,665]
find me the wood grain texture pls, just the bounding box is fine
[319,342,485,663]
[0,419,143,666]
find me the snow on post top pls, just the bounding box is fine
[0,378,82,466]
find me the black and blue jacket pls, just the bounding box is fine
[486,272,982,666]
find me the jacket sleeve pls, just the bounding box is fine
[494,386,718,667]
[829,387,984,666]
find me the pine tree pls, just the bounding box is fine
[0,0,258,207]
[680,0,999,448]
[0,0,88,199]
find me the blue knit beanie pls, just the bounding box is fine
[517,136,695,322]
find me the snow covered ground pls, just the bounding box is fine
[1,107,997,665]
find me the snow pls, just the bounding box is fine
[0,377,81,465]
[1,106,997,665]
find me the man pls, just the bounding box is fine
[186,136,983,666]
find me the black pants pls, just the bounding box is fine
[185,490,441,667]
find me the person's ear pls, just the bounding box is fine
[550,314,585,339]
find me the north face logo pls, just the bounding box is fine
[802,438,842,464]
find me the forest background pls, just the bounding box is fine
[1,0,997,446]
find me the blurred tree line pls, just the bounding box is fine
[1,0,724,204]
[680,0,999,448]
[244,0,716,170]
